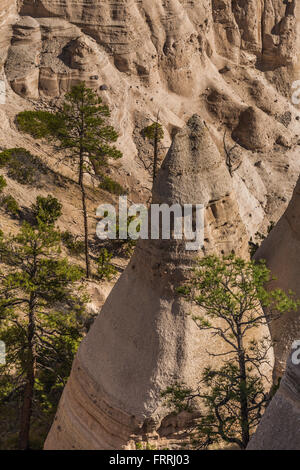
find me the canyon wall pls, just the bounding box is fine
[255,175,300,378]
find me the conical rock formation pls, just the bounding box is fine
[44,116,269,450]
[254,175,300,378]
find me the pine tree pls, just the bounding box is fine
[17,83,122,278]
[0,199,87,450]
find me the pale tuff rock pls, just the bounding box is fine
[11,0,299,90]
[1,0,300,237]
[45,116,271,450]
[5,16,42,99]
[213,0,296,68]
[247,172,300,449]
[254,176,300,379]
[0,0,298,448]
[5,18,103,99]
[247,351,300,450]
[153,116,249,257]
[232,106,292,151]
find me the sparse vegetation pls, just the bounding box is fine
[0,176,7,193]
[61,231,85,256]
[135,441,156,450]
[32,195,62,226]
[249,221,275,258]
[0,148,46,186]
[97,248,117,281]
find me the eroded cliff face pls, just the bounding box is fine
[15,0,298,77]
[0,1,300,237]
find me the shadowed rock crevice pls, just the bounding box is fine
[254,175,300,379]
[247,350,300,450]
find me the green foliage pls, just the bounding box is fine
[162,383,194,412]
[145,443,156,450]
[60,83,123,167]
[97,248,117,281]
[166,255,300,449]
[142,122,164,142]
[0,149,12,167]
[0,176,7,193]
[61,231,85,256]
[32,195,62,226]
[0,200,88,449]
[99,175,127,196]
[136,442,143,450]
[0,221,85,308]
[2,195,20,217]
[249,221,275,258]
[178,255,298,317]
[16,83,123,278]
[0,148,46,186]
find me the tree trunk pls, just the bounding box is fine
[18,297,36,450]
[79,154,91,279]
[237,328,250,449]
